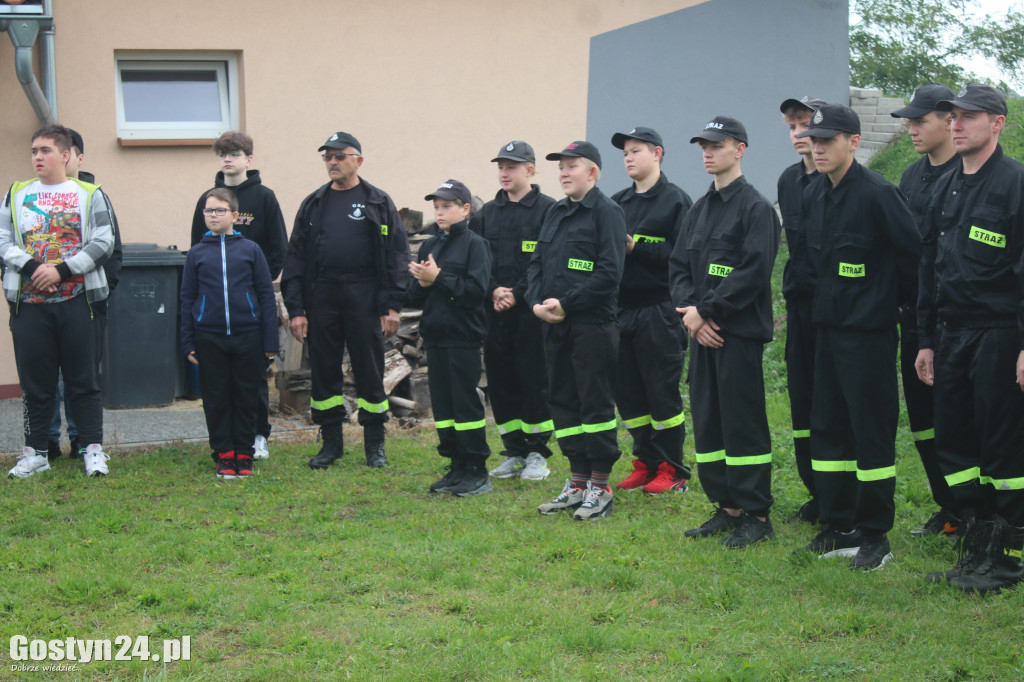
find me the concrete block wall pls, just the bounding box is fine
[850,86,907,164]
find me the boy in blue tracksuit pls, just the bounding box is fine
[408,179,493,496]
[181,188,279,478]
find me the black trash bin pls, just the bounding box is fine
[103,244,186,408]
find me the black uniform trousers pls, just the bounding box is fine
[615,301,689,477]
[307,273,388,426]
[195,329,263,455]
[811,327,898,534]
[784,296,816,499]
[426,345,490,462]
[484,307,553,458]
[899,306,952,510]
[543,320,621,475]
[10,295,102,451]
[933,325,1024,526]
[689,333,773,515]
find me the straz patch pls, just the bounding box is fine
[969,226,1005,248]
[521,240,537,253]
[567,258,593,272]
[633,234,665,244]
[708,263,733,277]
[380,224,389,236]
[838,262,865,277]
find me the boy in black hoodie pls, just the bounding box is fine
[408,180,493,496]
[189,132,287,461]
[181,188,279,479]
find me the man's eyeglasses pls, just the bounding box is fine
[323,152,359,161]
[203,208,231,216]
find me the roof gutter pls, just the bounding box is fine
[0,0,57,125]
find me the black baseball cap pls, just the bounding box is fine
[318,131,362,153]
[690,116,749,146]
[425,179,472,204]
[611,126,664,150]
[779,96,828,114]
[66,128,84,154]
[492,140,535,163]
[891,84,956,118]
[936,83,1008,116]
[796,103,861,138]
[545,141,602,169]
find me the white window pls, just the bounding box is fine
[114,52,240,144]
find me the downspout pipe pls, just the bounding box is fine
[1,16,57,125]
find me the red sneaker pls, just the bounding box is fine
[236,453,254,477]
[216,451,237,479]
[642,462,689,494]
[616,459,655,490]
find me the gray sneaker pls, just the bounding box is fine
[538,479,585,514]
[573,482,614,521]
[489,455,525,479]
[520,452,550,481]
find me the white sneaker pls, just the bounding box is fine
[489,455,525,479]
[520,452,551,481]
[82,444,109,477]
[8,447,50,479]
[254,434,270,460]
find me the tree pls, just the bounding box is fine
[850,0,1024,96]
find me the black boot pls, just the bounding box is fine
[364,423,388,468]
[449,460,493,497]
[308,422,344,469]
[951,518,1024,595]
[430,458,464,493]
[927,518,989,584]
[47,438,63,462]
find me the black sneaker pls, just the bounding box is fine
[911,509,964,540]
[450,464,493,497]
[722,516,774,548]
[429,462,464,493]
[47,438,63,462]
[785,499,819,524]
[798,528,863,558]
[68,438,82,459]
[851,534,893,571]
[684,508,743,538]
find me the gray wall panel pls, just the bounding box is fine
[587,0,849,204]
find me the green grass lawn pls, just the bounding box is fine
[3,244,1024,681]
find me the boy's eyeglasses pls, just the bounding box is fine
[322,152,359,161]
[203,208,231,216]
[217,151,246,159]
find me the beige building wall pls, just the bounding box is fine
[0,0,702,393]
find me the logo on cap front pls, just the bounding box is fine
[909,91,917,102]
[705,121,724,130]
[506,143,515,152]
[958,85,968,97]
[813,110,824,124]
[629,128,637,134]
[565,143,578,151]
[330,134,338,141]
[440,183,454,189]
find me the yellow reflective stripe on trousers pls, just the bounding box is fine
[357,397,390,413]
[555,425,584,438]
[978,474,1024,491]
[652,412,685,430]
[436,419,486,431]
[310,395,345,410]
[497,419,522,435]
[725,453,772,466]
[695,449,726,463]
[912,428,934,442]
[623,414,651,429]
[812,459,857,473]
[582,419,617,433]
[945,466,980,487]
[857,465,896,482]
[521,420,554,434]
[792,429,810,439]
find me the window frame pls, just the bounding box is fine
[114,51,240,145]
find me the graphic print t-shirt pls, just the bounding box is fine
[16,179,86,304]
[319,183,375,274]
